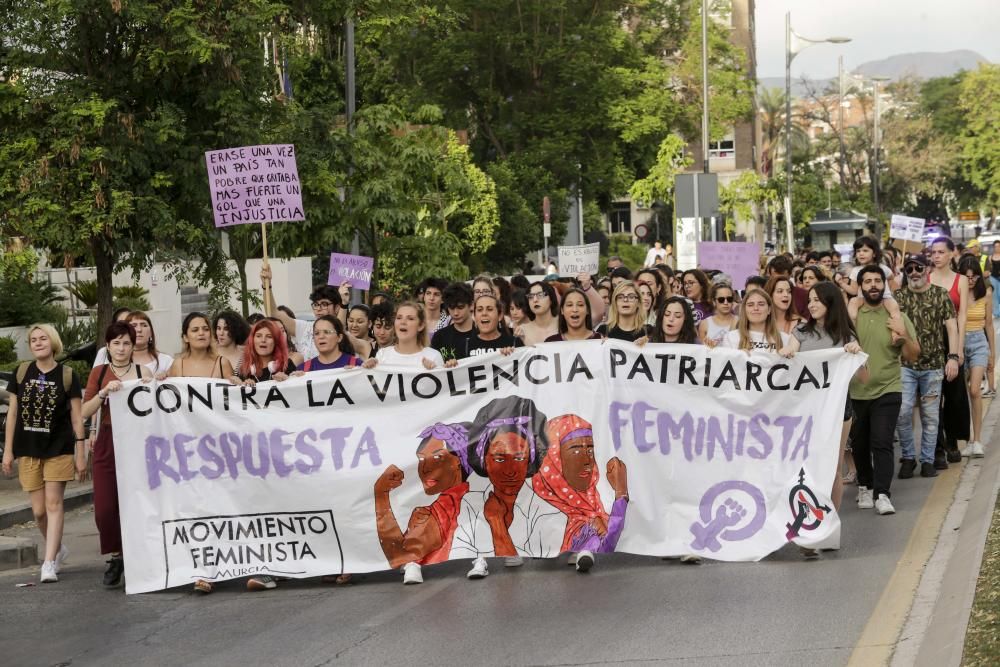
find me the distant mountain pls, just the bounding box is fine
[854,50,988,80]
[759,50,989,95]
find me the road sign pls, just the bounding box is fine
[959,211,979,221]
[543,196,551,223]
[543,223,551,238]
[634,223,649,240]
[675,173,719,219]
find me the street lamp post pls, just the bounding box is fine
[870,76,890,241]
[784,12,850,253]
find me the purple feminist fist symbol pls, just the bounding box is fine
[689,481,767,553]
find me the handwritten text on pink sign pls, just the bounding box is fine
[205,144,305,228]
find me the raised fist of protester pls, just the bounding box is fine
[606,457,628,500]
[338,281,351,302]
[577,273,592,291]
[374,464,404,494]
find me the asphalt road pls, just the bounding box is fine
[0,465,955,667]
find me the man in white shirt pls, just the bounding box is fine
[643,240,667,268]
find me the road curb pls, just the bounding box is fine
[894,395,1000,667]
[0,485,93,531]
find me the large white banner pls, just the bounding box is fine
[111,341,864,594]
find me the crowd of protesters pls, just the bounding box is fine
[3,235,995,585]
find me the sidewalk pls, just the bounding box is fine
[0,473,93,530]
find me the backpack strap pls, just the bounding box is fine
[15,361,31,385]
[304,358,313,372]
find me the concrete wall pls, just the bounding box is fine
[7,257,313,358]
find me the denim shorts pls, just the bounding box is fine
[964,329,990,370]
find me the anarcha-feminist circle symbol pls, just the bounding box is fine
[784,468,831,540]
[688,480,767,553]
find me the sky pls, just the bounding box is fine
[755,0,1000,78]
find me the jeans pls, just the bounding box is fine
[896,368,943,465]
[991,276,1000,317]
[851,392,903,498]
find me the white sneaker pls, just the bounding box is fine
[961,442,975,457]
[402,562,423,585]
[971,441,985,458]
[875,494,896,515]
[575,550,594,573]
[466,557,489,579]
[503,556,524,568]
[40,560,58,583]
[680,554,702,564]
[857,486,874,509]
[54,544,68,574]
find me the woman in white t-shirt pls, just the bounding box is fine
[720,288,789,353]
[364,301,444,370]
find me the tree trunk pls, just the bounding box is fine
[91,235,115,346]
[230,229,250,317]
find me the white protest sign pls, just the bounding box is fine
[834,243,854,264]
[889,214,925,243]
[558,242,600,276]
[112,342,863,594]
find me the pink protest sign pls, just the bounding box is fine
[697,242,760,288]
[205,144,305,228]
[328,253,374,290]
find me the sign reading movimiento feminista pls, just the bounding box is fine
[205,144,305,228]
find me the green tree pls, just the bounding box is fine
[959,65,1000,211]
[0,0,291,337]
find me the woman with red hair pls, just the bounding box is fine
[532,414,629,573]
[238,319,297,385]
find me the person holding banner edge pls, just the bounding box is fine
[81,321,152,589]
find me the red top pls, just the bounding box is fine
[419,482,470,565]
[948,274,962,311]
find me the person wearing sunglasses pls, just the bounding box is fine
[892,254,960,479]
[698,283,737,348]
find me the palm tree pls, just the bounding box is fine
[758,87,810,179]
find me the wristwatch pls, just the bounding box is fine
[947,353,960,361]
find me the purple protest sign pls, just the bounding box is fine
[697,242,760,289]
[205,144,305,228]
[328,253,374,290]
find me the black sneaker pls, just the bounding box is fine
[934,448,949,470]
[946,441,962,463]
[920,462,938,478]
[898,459,916,479]
[102,556,124,589]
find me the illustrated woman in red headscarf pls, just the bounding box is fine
[373,422,471,585]
[532,414,629,573]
